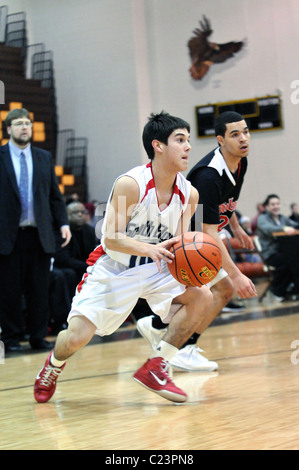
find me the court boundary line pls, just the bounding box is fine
[0,346,294,394]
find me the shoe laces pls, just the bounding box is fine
[184,344,206,358]
[159,359,174,381]
[40,364,63,388]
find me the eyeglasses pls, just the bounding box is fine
[11,121,33,128]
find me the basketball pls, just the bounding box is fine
[168,231,222,287]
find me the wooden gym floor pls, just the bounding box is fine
[1,291,299,450]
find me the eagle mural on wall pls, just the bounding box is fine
[188,16,244,80]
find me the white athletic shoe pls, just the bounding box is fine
[170,345,219,372]
[136,316,218,372]
[136,315,166,350]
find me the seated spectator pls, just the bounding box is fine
[53,201,98,300]
[251,203,265,235]
[257,194,299,299]
[239,215,252,235]
[289,203,299,224]
[84,202,96,226]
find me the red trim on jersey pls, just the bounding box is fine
[77,273,88,293]
[173,183,185,205]
[140,178,155,203]
[236,161,241,180]
[140,162,155,203]
[76,245,106,293]
[142,162,185,208]
[86,245,106,266]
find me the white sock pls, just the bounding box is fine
[150,340,178,362]
[50,352,66,368]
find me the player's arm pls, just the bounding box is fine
[202,223,241,278]
[103,176,178,272]
[175,186,199,236]
[229,212,254,250]
[202,222,257,299]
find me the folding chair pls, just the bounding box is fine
[253,236,276,302]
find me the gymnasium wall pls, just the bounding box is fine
[6,0,299,218]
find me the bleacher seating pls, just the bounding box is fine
[222,236,267,277]
[0,43,57,155]
[0,7,88,202]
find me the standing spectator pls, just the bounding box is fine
[0,108,71,352]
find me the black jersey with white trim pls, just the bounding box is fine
[187,147,247,231]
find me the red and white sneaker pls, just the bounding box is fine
[34,351,65,403]
[133,357,187,403]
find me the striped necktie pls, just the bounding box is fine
[19,152,29,222]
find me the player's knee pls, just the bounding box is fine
[64,317,95,352]
[189,285,213,308]
[187,287,213,325]
[65,331,84,352]
[224,283,234,302]
[201,286,213,307]
[212,277,234,304]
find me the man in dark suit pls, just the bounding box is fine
[0,108,71,352]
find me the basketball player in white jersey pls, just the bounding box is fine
[34,111,213,404]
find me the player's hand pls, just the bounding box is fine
[231,272,257,299]
[232,226,254,250]
[148,237,179,274]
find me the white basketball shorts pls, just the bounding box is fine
[67,254,186,337]
[206,267,228,289]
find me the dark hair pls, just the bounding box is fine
[263,194,280,207]
[215,111,245,137]
[142,111,190,159]
[4,108,31,128]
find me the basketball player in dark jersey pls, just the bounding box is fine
[137,112,257,371]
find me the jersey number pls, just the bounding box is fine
[219,215,229,232]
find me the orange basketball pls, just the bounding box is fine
[168,232,222,287]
